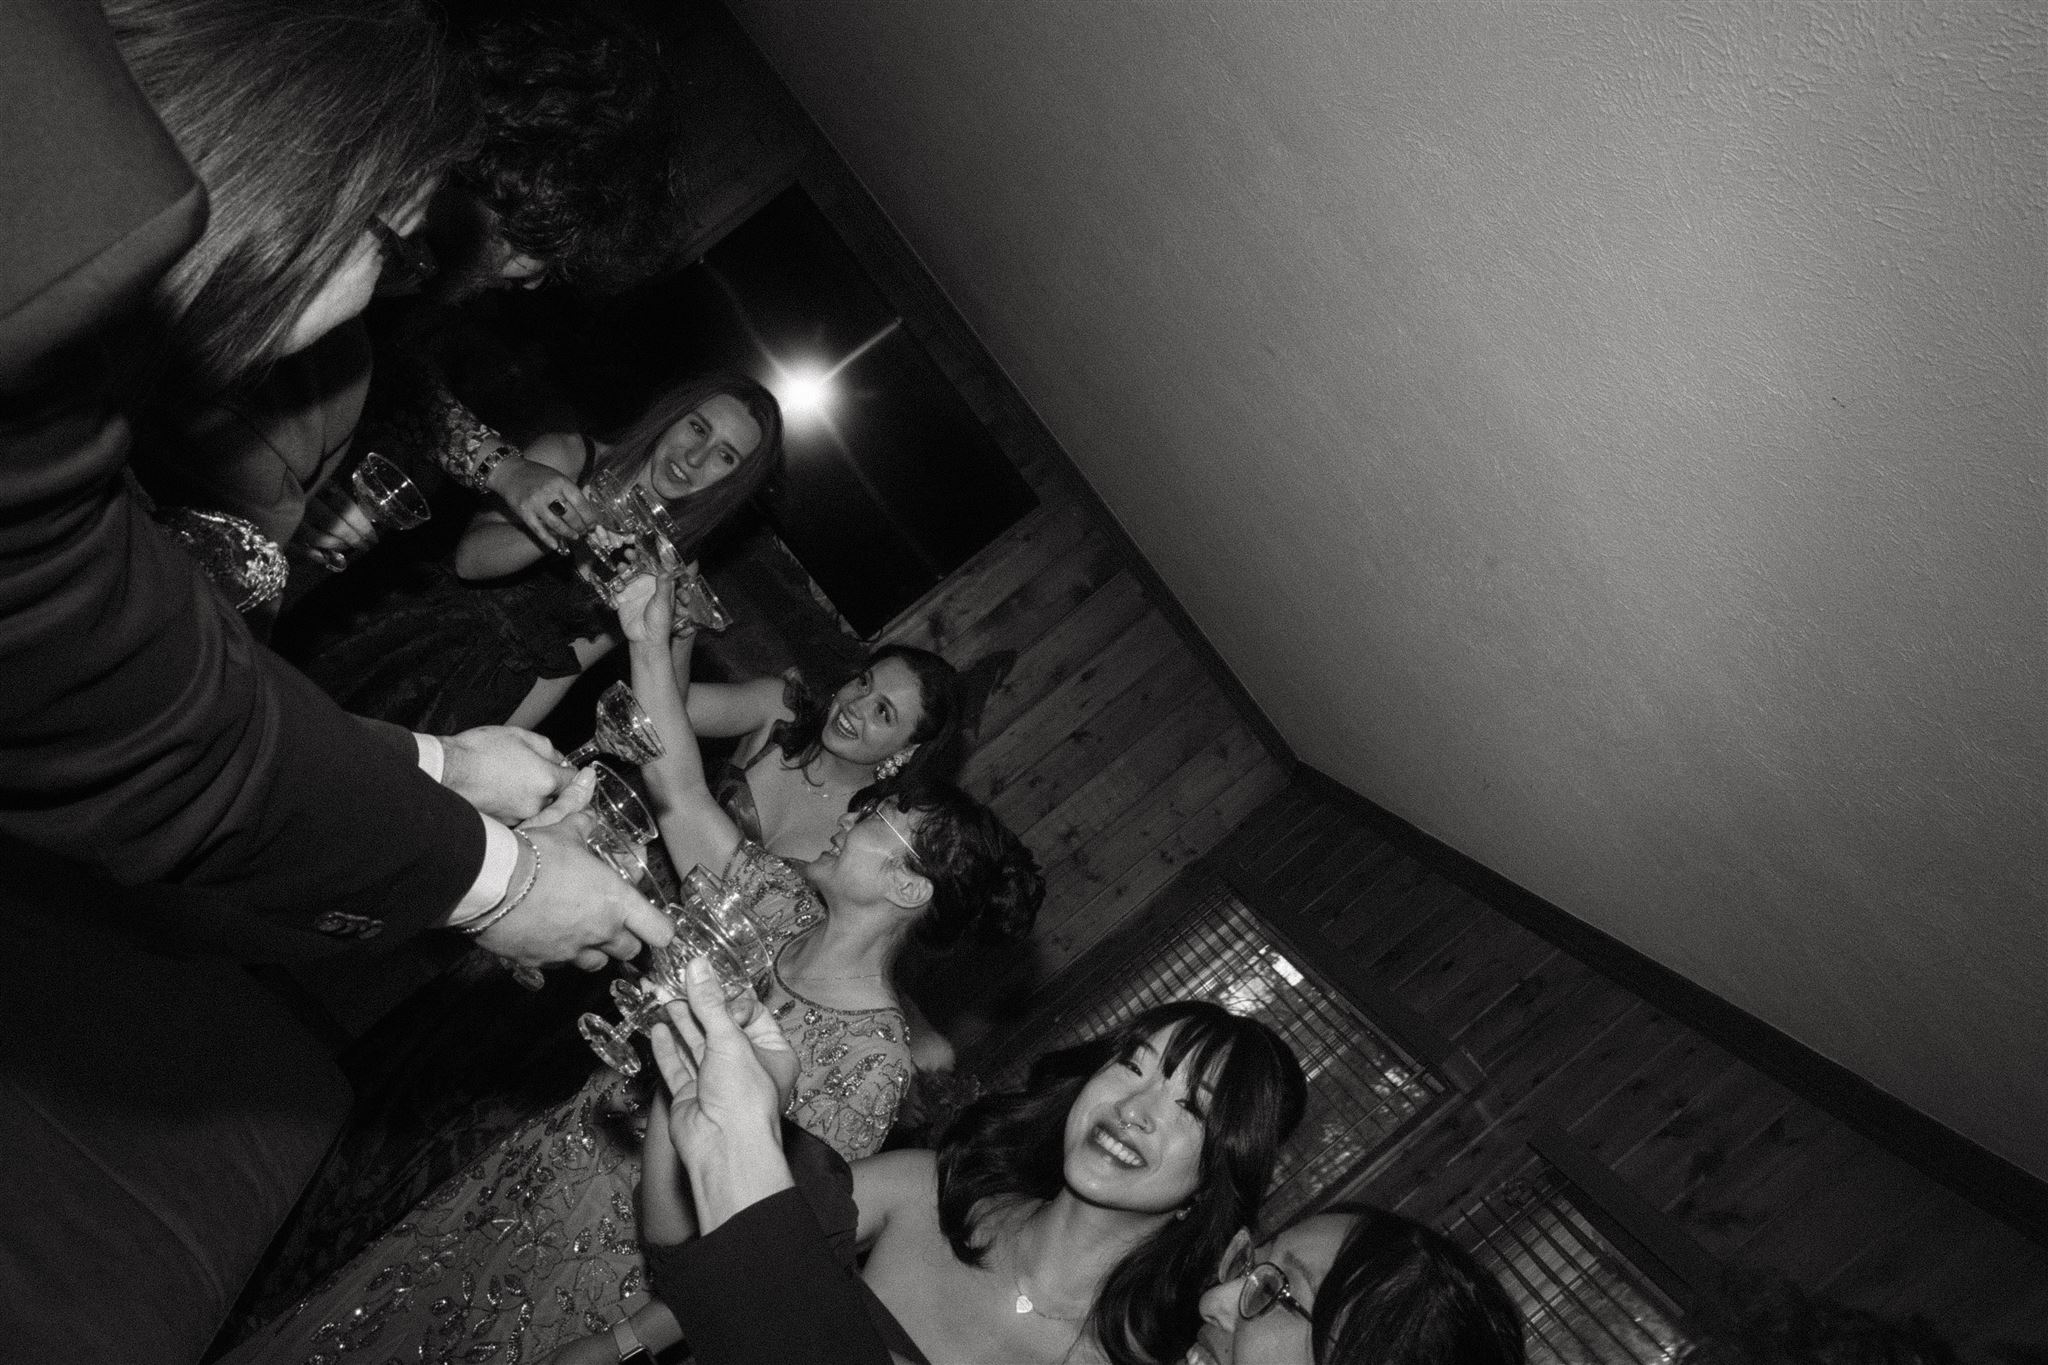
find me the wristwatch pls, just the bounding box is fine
[611,1315,653,1364]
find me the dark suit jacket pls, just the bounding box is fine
[0,0,483,955]
[646,1127,930,1365]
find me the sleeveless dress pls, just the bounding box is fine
[278,437,616,733]
[221,841,911,1365]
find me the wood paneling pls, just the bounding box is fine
[1205,780,2048,1350]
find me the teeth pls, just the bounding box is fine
[1091,1126,1144,1168]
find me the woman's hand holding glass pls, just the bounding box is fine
[613,566,677,644]
[487,453,596,556]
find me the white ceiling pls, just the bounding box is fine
[724,0,2048,1178]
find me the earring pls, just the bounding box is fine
[1173,1207,1190,1221]
[874,745,915,781]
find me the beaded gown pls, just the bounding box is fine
[221,841,912,1365]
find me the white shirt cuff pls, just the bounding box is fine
[413,732,446,783]
[444,816,521,928]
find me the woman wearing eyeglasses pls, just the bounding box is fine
[1187,1206,1525,1365]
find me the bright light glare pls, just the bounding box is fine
[772,364,833,422]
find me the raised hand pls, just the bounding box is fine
[614,567,679,644]
[472,809,675,971]
[438,725,573,823]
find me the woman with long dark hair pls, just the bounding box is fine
[285,373,783,732]
[1189,1204,1525,1365]
[679,641,966,862]
[597,998,1307,1365]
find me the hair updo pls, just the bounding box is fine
[877,781,1042,950]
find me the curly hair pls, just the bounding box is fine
[773,646,967,795]
[872,781,1043,950]
[450,4,684,289]
[106,0,477,393]
[937,1001,1308,1365]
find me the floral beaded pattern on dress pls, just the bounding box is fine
[274,1072,646,1364]
[227,841,914,1364]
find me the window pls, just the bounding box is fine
[1446,1158,1693,1365]
[975,873,1446,1224]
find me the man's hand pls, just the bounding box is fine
[487,455,595,555]
[473,809,675,970]
[648,958,798,1232]
[439,725,571,823]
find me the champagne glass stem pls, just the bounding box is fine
[564,740,602,766]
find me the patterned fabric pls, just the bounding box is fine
[356,336,509,492]
[221,843,912,1365]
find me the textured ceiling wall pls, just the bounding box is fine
[723,0,2048,1175]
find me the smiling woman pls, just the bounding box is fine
[837,1001,1309,1365]
[285,373,782,733]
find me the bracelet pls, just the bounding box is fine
[470,442,516,491]
[610,1315,653,1364]
[462,829,539,936]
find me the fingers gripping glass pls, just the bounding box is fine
[369,217,437,294]
[1227,1243,1311,1323]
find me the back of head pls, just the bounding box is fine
[892,781,1042,950]
[450,2,684,290]
[105,0,476,393]
[1314,1205,1525,1365]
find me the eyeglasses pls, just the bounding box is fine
[369,217,437,293]
[1226,1240,1311,1323]
[873,807,919,861]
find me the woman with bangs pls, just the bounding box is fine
[873,999,1310,1365]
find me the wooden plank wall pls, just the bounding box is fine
[646,1,1292,1047]
[804,160,1290,1044]
[1205,781,2048,1351]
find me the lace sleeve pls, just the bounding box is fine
[785,1017,912,1163]
[358,338,511,491]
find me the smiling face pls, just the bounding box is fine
[805,800,925,906]
[1059,1027,1213,1217]
[821,656,927,767]
[636,393,762,503]
[1187,1214,1356,1365]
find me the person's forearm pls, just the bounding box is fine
[452,518,548,580]
[686,1119,796,1234]
[630,634,710,805]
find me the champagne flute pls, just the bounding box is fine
[587,760,657,845]
[622,487,733,635]
[564,681,666,766]
[576,865,773,1077]
[350,452,432,532]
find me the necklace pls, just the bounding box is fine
[1012,1277,1086,1323]
[786,968,886,983]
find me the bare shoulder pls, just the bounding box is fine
[851,1148,938,1219]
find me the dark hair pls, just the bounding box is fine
[105,0,477,393]
[584,373,782,556]
[938,1001,1309,1365]
[880,782,1042,950]
[450,4,684,289]
[775,646,966,791]
[1309,1204,1525,1365]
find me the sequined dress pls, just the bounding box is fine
[222,841,912,1365]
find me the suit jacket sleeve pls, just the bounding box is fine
[0,0,483,949]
